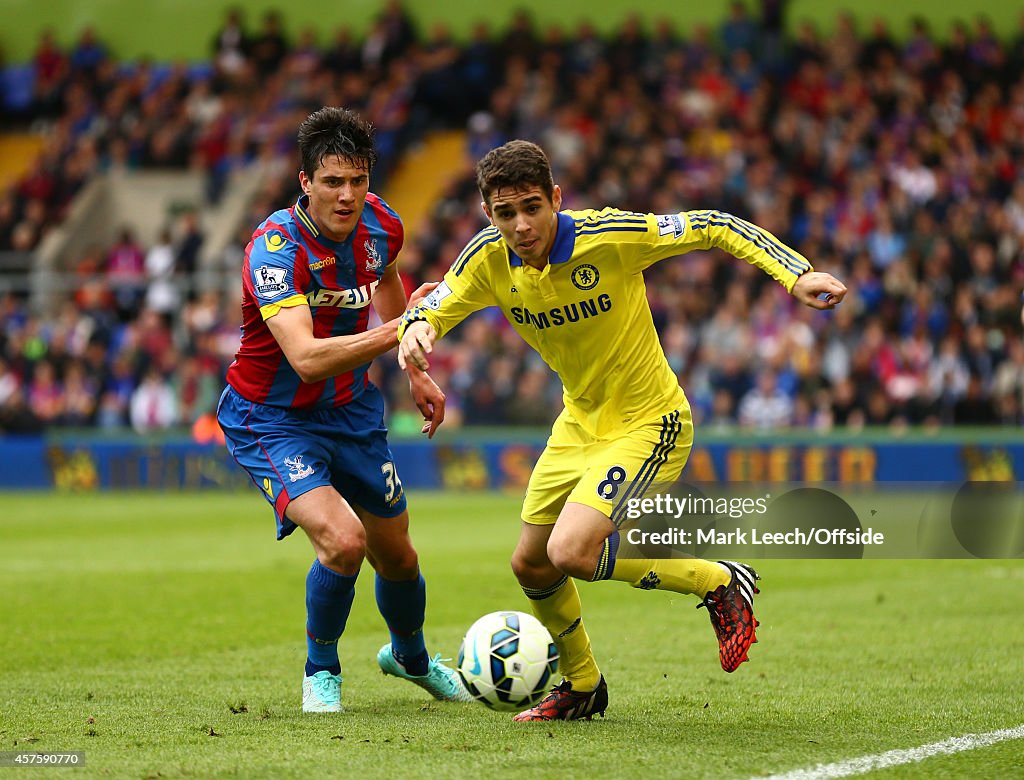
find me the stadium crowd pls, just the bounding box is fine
[2,3,1024,434]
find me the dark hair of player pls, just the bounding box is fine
[297,107,378,180]
[475,140,555,205]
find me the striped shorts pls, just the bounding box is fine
[521,405,693,526]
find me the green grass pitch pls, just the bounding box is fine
[1,491,1022,779]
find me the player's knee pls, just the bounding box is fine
[318,528,367,573]
[375,546,419,580]
[510,549,556,585]
[509,550,532,580]
[546,538,595,580]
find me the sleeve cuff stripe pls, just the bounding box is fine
[259,294,308,319]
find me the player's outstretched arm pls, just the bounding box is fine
[398,320,437,372]
[265,282,440,384]
[267,304,401,384]
[791,271,848,310]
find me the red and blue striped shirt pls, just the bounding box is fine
[226,193,403,409]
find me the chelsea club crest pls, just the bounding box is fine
[571,264,600,291]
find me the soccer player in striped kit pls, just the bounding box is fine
[218,107,469,712]
[399,140,847,720]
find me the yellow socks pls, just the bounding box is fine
[606,556,729,596]
[522,575,602,692]
[593,532,729,596]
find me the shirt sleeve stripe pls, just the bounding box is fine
[687,212,808,276]
[688,210,811,273]
[573,214,648,226]
[453,230,502,276]
[457,226,500,256]
[576,225,649,236]
[259,293,308,320]
[578,208,646,218]
[727,214,811,273]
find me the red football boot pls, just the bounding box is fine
[513,677,608,722]
[698,561,760,672]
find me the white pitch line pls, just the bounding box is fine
[758,724,1024,780]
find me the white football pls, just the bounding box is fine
[457,611,559,711]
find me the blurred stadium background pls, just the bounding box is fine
[1,0,1022,488]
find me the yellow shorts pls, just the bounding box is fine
[522,405,694,526]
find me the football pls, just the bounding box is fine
[457,610,559,711]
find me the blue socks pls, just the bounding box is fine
[375,572,429,675]
[305,559,357,676]
[304,562,431,677]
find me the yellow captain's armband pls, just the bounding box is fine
[259,294,308,320]
[397,308,429,340]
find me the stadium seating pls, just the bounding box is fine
[1,10,1022,433]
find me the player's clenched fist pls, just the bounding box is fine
[791,271,848,310]
[399,320,437,372]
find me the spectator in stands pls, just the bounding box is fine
[174,355,220,426]
[0,392,42,435]
[174,210,205,297]
[288,26,324,76]
[129,367,176,433]
[498,9,539,64]
[18,157,55,207]
[0,357,20,410]
[69,26,108,76]
[32,29,67,117]
[415,23,466,125]
[27,359,63,425]
[460,22,499,111]
[211,6,250,79]
[62,359,98,426]
[720,1,758,56]
[739,370,794,430]
[107,227,146,319]
[954,375,998,424]
[97,354,135,429]
[144,228,180,315]
[360,0,418,76]
[379,0,418,58]
[249,10,290,78]
[324,25,361,75]
[505,367,559,427]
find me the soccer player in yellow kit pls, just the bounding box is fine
[398,140,848,721]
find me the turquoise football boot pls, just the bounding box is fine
[302,670,343,713]
[377,643,473,702]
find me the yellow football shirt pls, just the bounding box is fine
[400,208,812,438]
